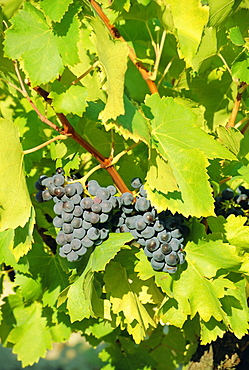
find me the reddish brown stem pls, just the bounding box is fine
[226,82,247,128]
[88,0,159,95]
[32,86,131,194]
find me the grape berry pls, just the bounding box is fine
[35,171,189,273]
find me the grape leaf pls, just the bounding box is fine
[91,18,129,122]
[192,27,217,72]
[0,118,32,231]
[104,261,156,344]
[27,240,69,308]
[40,0,74,22]
[15,273,43,303]
[217,126,243,156]
[4,3,64,85]
[164,0,209,66]
[91,233,133,272]
[231,51,249,84]
[66,268,104,322]
[200,317,226,344]
[105,95,150,144]
[0,229,28,273]
[7,302,52,367]
[49,82,88,116]
[171,240,242,323]
[144,94,236,217]
[10,206,35,261]
[223,215,249,252]
[228,26,245,46]
[208,0,240,27]
[52,2,81,66]
[146,149,179,195]
[220,275,249,338]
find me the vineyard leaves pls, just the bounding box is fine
[0,118,31,231]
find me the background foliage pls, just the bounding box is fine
[1,0,249,368]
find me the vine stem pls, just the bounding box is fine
[31,86,131,194]
[88,0,159,95]
[226,82,247,128]
[23,135,68,154]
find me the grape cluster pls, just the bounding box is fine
[214,186,249,218]
[35,169,189,273]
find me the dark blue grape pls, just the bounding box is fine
[71,217,82,229]
[53,174,65,186]
[71,238,81,251]
[63,200,74,213]
[161,243,172,255]
[135,197,150,212]
[64,184,76,197]
[62,223,74,234]
[73,228,86,239]
[42,189,52,201]
[150,258,164,271]
[141,226,155,239]
[53,216,63,228]
[73,205,83,217]
[62,211,74,222]
[121,192,134,206]
[131,177,142,189]
[165,251,179,266]
[81,197,93,209]
[145,237,159,251]
[221,188,234,200]
[87,227,100,241]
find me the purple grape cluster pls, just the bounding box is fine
[215,186,249,218]
[35,170,189,273]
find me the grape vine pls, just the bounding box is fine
[0,0,249,369]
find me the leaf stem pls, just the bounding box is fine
[218,53,233,76]
[226,82,247,128]
[71,61,100,85]
[69,163,101,188]
[88,0,159,95]
[23,135,68,155]
[111,142,141,166]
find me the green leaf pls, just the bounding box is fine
[228,26,245,46]
[27,240,69,307]
[231,51,249,83]
[192,27,217,71]
[49,82,88,116]
[67,268,104,322]
[4,3,63,85]
[0,230,28,273]
[104,95,150,144]
[40,0,74,22]
[7,302,52,367]
[164,0,209,66]
[200,317,226,344]
[15,273,43,303]
[146,149,179,194]
[220,274,249,338]
[91,18,129,122]
[104,261,156,343]
[144,95,236,217]
[10,206,35,261]
[208,0,241,27]
[171,239,242,322]
[0,118,31,231]
[217,126,243,156]
[223,215,249,252]
[52,2,81,66]
[91,233,133,272]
